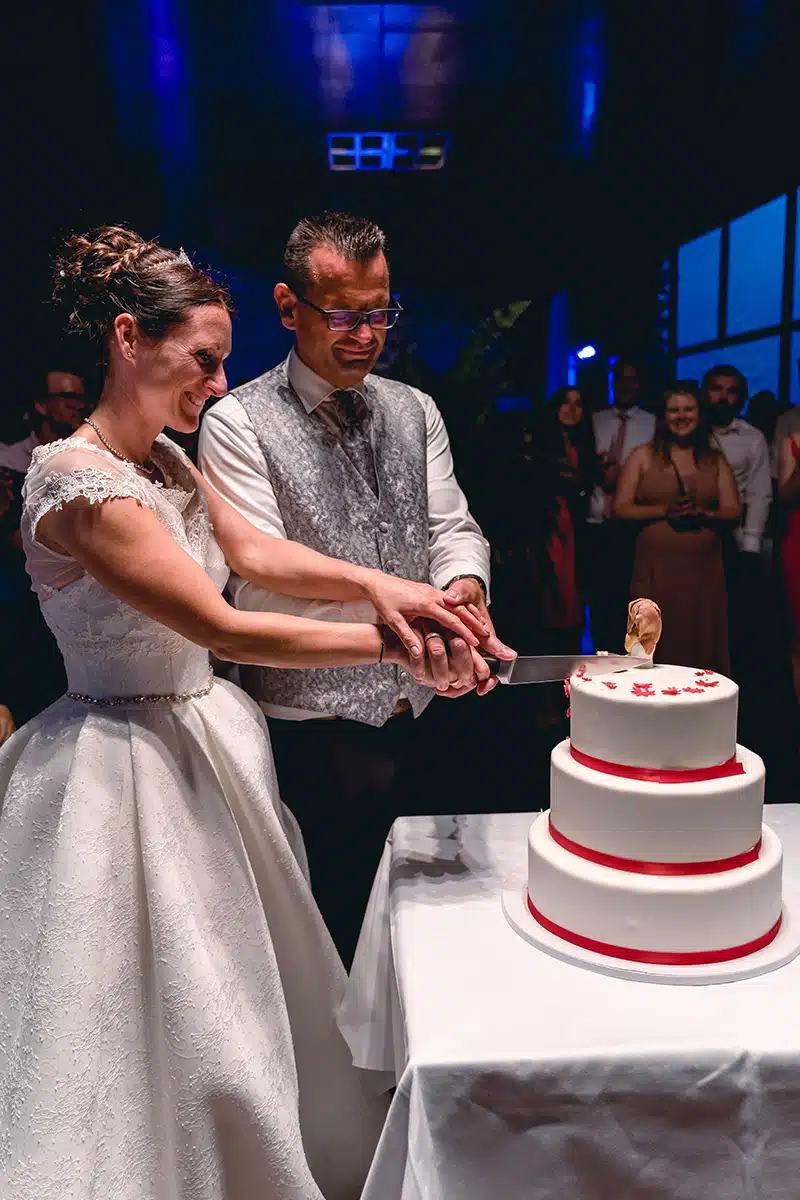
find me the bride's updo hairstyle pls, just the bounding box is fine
[52,225,233,352]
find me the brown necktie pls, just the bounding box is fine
[605,410,630,517]
[329,389,378,496]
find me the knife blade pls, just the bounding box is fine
[482,653,652,685]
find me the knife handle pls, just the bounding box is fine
[482,657,515,684]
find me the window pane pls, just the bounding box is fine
[676,229,721,348]
[726,195,786,336]
[677,336,781,402]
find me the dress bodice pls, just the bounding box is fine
[21,435,229,701]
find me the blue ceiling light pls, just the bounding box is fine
[577,344,597,360]
[327,131,449,171]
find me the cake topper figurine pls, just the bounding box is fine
[625,597,662,657]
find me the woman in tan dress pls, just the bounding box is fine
[615,384,740,672]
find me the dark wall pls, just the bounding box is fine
[9,0,800,420]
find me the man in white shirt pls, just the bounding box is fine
[199,212,506,962]
[0,365,88,730]
[0,367,88,476]
[587,361,655,652]
[702,365,772,555]
[702,364,773,705]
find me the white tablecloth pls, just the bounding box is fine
[339,805,800,1200]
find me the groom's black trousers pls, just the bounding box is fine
[268,704,429,969]
[268,683,559,968]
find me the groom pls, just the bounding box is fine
[199,211,509,962]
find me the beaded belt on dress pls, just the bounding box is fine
[67,668,215,707]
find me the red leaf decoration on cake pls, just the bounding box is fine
[683,686,704,694]
[602,680,617,689]
[697,679,719,688]
[563,678,571,698]
[661,686,681,695]
[632,682,656,697]
[695,669,715,676]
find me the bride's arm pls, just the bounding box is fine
[35,495,439,674]
[187,461,497,656]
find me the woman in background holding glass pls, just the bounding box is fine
[615,384,740,672]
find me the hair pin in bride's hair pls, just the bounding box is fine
[176,247,193,268]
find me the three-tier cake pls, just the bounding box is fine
[526,663,783,966]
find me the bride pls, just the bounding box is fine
[0,226,510,1200]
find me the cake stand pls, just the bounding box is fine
[501,881,800,985]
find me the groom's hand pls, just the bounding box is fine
[443,577,516,665]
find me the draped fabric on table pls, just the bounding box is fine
[340,808,800,1200]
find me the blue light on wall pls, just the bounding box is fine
[727,195,786,336]
[677,229,721,348]
[546,290,570,397]
[146,0,192,162]
[569,14,604,158]
[581,81,597,132]
[792,331,800,408]
[328,131,449,170]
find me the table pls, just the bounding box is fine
[338,805,800,1200]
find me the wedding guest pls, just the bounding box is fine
[0,365,90,724]
[0,365,89,480]
[702,365,772,687]
[587,360,655,651]
[549,385,599,624]
[778,430,800,699]
[199,211,513,963]
[615,383,740,672]
[746,389,782,447]
[775,359,800,450]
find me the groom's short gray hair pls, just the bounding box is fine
[283,212,388,295]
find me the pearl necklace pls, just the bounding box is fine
[85,419,157,477]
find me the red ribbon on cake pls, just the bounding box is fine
[548,818,762,875]
[527,895,782,965]
[569,743,745,783]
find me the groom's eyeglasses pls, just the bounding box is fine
[296,294,403,332]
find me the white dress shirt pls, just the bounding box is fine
[198,349,490,721]
[0,431,40,474]
[589,405,656,523]
[711,418,773,553]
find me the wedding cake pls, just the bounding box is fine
[526,663,783,966]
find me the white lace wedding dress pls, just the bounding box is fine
[0,436,386,1200]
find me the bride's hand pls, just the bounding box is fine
[363,571,488,662]
[381,625,497,696]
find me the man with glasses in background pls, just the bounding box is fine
[199,211,508,963]
[0,361,89,734]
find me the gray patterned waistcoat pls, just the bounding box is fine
[234,360,433,726]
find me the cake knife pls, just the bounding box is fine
[481,653,653,685]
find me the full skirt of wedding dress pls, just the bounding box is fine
[0,678,386,1200]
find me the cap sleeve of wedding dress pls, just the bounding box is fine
[22,438,156,596]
